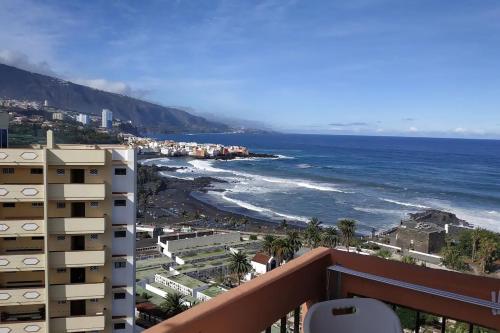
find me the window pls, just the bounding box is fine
[89,168,98,176]
[114,323,126,330]
[90,201,99,208]
[114,199,126,207]
[90,298,99,303]
[56,201,66,209]
[114,168,127,175]
[2,203,15,208]
[56,168,65,176]
[30,168,43,174]
[31,236,43,240]
[90,234,98,240]
[114,230,126,238]
[57,236,66,241]
[90,266,99,271]
[32,202,43,207]
[113,292,126,299]
[114,261,126,269]
[2,168,14,174]
[4,237,16,241]
[57,300,67,304]
[56,268,67,273]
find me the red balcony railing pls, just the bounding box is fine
[143,248,500,333]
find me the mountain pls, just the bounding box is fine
[0,63,230,133]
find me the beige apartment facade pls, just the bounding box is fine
[0,131,136,333]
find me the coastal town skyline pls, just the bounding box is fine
[1,0,500,139]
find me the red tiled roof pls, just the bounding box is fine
[252,253,271,265]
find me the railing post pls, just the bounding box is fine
[294,307,300,333]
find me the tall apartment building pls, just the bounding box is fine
[77,113,89,125]
[102,109,113,129]
[0,130,136,333]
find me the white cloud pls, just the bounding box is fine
[408,126,419,132]
[71,78,149,98]
[0,49,57,76]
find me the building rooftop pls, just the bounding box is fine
[251,253,272,265]
[161,273,207,290]
[147,282,197,304]
[199,286,226,298]
[136,256,173,270]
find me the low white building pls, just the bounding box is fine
[251,253,277,275]
[154,273,209,298]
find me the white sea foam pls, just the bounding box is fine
[140,157,171,166]
[262,177,345,193]
[379,198,430,209]
[353,206,409,216]
[188,159,346,193]
[296,163,312,169]
[158,172,195,181]
[212,192,309,222]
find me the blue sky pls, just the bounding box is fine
[1,0,500,138]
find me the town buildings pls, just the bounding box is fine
[0,112,8,148]
[0,130,136,333]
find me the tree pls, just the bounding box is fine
[321,227,338,248]
[338,219,357,252]
[229,251,252,285]
[286,231,302,256]
[477,237,497,273]
[160,292,189,317]
[262,235,277,256]
[280,219,288,230]
[471,228,481,261]
[304,217,322,248]
[272,238,295,264]
[441,245,468,271]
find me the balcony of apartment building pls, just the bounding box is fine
[0,149,44,165]
[0,304,46,333]
[49,264,106,302]
[0,166,44,202]
[0,237,45,272]
[143,248,500,333]
[46,148,106,166]
[47,167,106,201]
[0,201,45,238]
[48,233,106,268]
[50,313,106,333]
[0,271,46,309]
[47,199,107,235]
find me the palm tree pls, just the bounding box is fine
[160,292,188,317]
[272,238,295,264]
[471,228,481,261]
[280,219,288,230]
[262,234,277,256]
[286,230,302,257]
[229,251,252,285]
[337,219,357,252]
[304,217,322,248]
[321,227,338,248]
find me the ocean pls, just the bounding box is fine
[144,133,500,234]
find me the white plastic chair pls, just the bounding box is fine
[303,298,403,333]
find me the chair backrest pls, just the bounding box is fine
[303,298,403,333]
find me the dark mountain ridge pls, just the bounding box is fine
[0,63,230,133]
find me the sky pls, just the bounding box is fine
[1,0,500,138]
